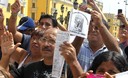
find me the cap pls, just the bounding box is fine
[17,16,35,31]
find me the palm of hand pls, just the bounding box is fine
[1,32,16,56]
[1,39,15,56]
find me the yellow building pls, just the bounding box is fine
[0,0,27,26]
[27,0,53,21]
[104,13,120,38]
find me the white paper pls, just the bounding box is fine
[115,71,128,78]
[19,0,25,6]
[51,31,70,78]
[0,0,9,7]
[68,9,91,38]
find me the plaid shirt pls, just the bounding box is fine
[77,41,108,72]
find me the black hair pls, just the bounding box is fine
[38,14,58,27]
[89,51,128,73]
[124,46,128,60]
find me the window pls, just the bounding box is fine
[115,27,117,30]
[21,6,24,14]
[7,3,10,12]
[41,12,45,15]
[66,0,71,1]
[54,3,56,8]
[6,18,9,26]
[31,12,35,20]
[108,19,111,22]
[32,3,36,8]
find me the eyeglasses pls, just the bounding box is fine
[39,37,56,45]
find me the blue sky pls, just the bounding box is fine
[99,0,128,17]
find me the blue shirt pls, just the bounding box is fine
[21,34,31,52]
[77,41,108,72]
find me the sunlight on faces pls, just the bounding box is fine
[96,61,120,75]
[29,35,41,55]
[38,18,53,30]
[39,28,58,59]
[118,26,128,39]
[87,21,103,43]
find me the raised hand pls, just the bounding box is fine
[11,0,21,14]
[91,10,103,27]
[87,0,96,7]
[117,13,128,24]
[1,31,21,57]
[59,41,77,65]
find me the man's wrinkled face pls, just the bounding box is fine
[87,21,102,43]
[39,28,57,59]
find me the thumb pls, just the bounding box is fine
[14,43,21,51]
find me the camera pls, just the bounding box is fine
[87,74,104,78]
[118,9,122,14]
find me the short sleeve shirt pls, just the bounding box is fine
[77,41,108,72]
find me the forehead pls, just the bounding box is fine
[97,61,119,71]
[40,18,53,23]
[43,29,57,38]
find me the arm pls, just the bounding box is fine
[0,31,21,69]
[11,47,27,63]
[0,31,20,78]
[117,13,128,26]
[8,0,23,43]
[88,0,107,21]
[72,37,84,55]
[91,10,121,53]
[60,42,83,78]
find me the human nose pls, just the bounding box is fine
[43,40,51,46]
[32,39,38,43]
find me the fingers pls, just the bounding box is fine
[79,3,87,11]
[11,0,21,13]
[78,72,90,78]
[104,72,115,78]
[14,43,21,51]
[12,1,20,9]
[1,31,13,44]
[59,41,75,54]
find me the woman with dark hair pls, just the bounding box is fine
[10,29,44,68]
[79,51,128,78]
[89,51,128,74]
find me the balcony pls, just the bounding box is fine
[31,7,38,12]
[53,0,73,6]
[32,0,37,2]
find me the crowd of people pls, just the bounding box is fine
[0,0,128,78]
